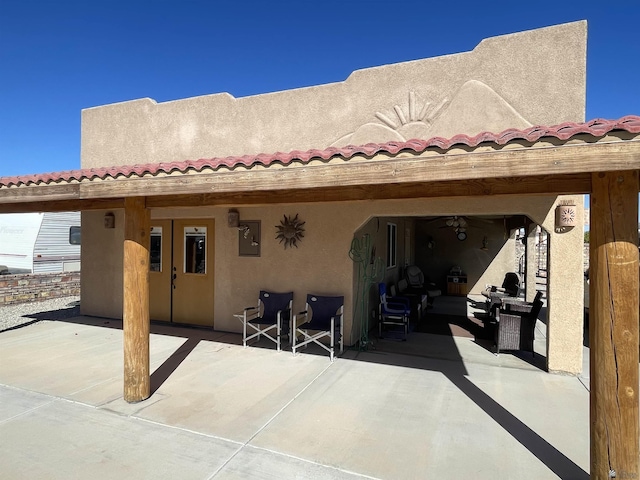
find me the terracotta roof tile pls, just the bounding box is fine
[1,116,639,188]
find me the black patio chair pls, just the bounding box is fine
[482,272,521,316]
[292,294,344,361]
[242,290,293,351]
[495,291,543,356]
[378,282,411,340]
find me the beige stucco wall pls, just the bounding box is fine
[542,197,585,374]
[81,22,586,169]
[80,210,124,320]
[79,21,587,373]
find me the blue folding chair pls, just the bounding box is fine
[292,294,344,361]
[242,290,293,351]
[378,283,411,340]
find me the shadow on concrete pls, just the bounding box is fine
[2,300,80,333]
[0,318,42,333]
[150,337,201,395]
[23,307,233,397]
[352,332,588,480]
[448,374,587,480]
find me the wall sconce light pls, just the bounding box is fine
[555,203,577,229]
[104,212,115,229]
[228,209,239,228]
[481,236,489,251]
[239,220,261,257]
[239,224,251,238]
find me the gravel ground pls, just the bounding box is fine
[0,296,80,332]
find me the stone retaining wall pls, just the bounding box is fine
[0,272,81,306]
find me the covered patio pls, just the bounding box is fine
[1,115,639,478]
[1,19,640,477]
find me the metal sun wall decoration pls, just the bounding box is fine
[275,214,305,249]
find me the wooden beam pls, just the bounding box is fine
[590,170,639,479]
[0,198,125,214]
[77,140,640,200]
[0,182,80,201]
[123,197,151,403]
[0,173,592,213]
[0,140,637,208]
[145,173,593,209]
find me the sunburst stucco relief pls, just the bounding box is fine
[330,80,532,147]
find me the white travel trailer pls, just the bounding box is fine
[0,212,81,274]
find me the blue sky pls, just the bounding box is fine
[1,1,639,178]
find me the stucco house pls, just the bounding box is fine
[79,21,588,369]
[1,21,639,477]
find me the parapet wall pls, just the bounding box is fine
[82,21,586,170]
[0,272,81,306]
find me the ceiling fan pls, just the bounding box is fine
[426,215,482,241]
[440,216,469,240]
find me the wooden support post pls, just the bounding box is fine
[590,171,639,479]
[123,197,151,403]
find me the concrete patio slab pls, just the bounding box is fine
[110,341,333,443]
[0,385,53,423]
[0,316,591,479]
[0,386,238,480]
[250,350,589,480]
[214,446,370,480]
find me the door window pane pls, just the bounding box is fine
[184,226,206,274]
[150,226,162,272]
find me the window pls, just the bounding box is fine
[184,226,206,274]
[149,226,162,272]
[386,223,397,268]
[69,226,81,245]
